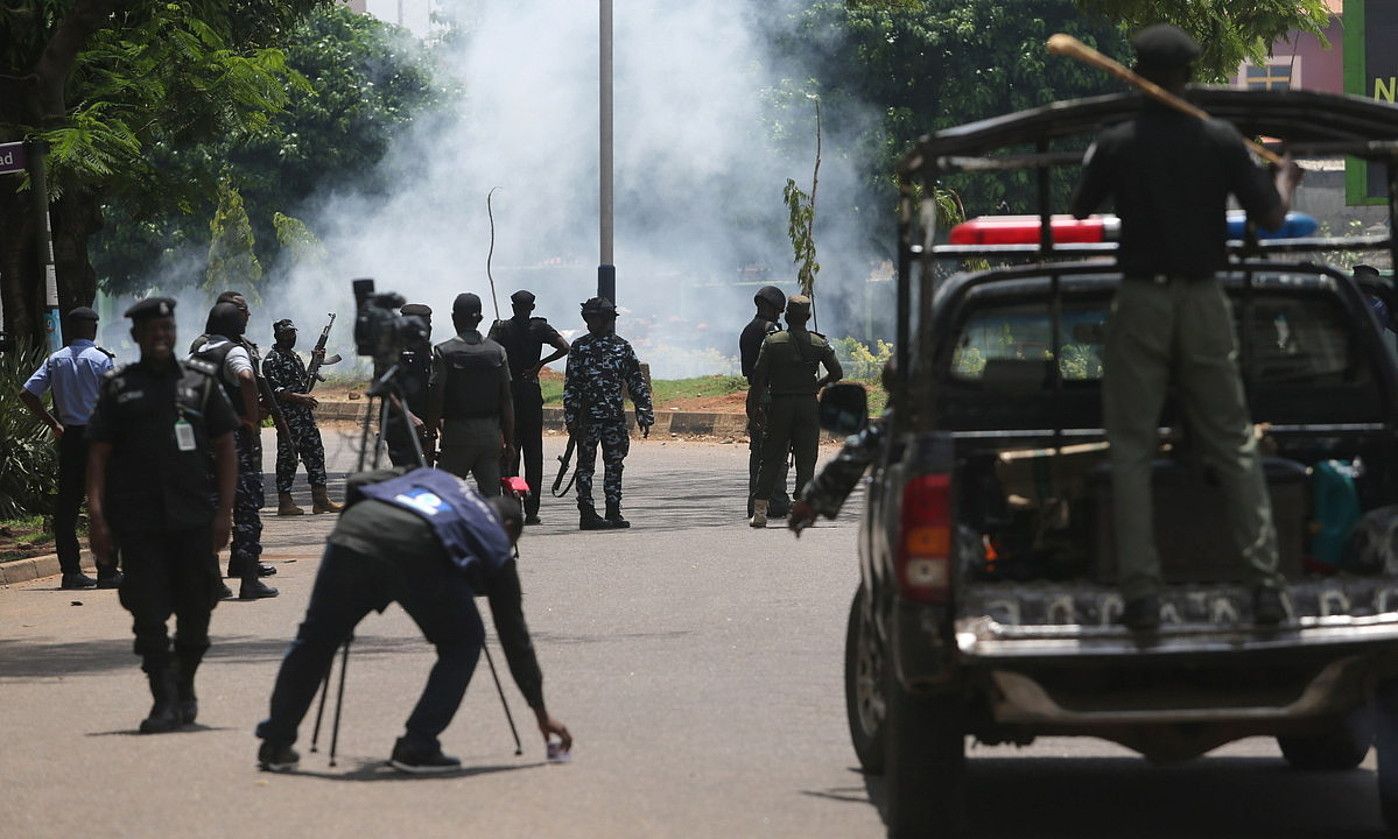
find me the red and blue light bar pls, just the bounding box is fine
[949,211,1319,245]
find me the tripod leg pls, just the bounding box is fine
[329,639,352,767]
[309,666,332,753]
[482,642,522,756]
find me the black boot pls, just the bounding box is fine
[605,502,630,529]
[175,654,202,725]
[579,506,617,531]
[240,577,279,600]
[140,669,181,734]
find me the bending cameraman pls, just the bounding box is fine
[256,468,571,773]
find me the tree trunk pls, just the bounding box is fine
[0,180,41,349]
[51,187,102,312]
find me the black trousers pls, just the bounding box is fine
[56,427,89,574]
[507,381,544,516]
[116,527,221,673]
[257,544,485,752]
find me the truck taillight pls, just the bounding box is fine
[899,474,952,604]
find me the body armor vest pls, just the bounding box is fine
[439,336,503,419]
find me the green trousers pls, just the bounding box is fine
[1103,278,1283,600]
[755,395,820,501]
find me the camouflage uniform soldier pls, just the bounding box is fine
[748,294,842,528]
[563,297,654,530]
[262,319,342,516]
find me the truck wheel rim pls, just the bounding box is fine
[856,608,885,734]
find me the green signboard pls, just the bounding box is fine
[1345,0,1398,204]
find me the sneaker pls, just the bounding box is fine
[1253,586,1288,626]
[1116,594,1161,632]
[60,573,98,590]
[389,738,462,774]
[257,740,300,772]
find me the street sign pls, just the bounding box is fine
[0,141,26,175]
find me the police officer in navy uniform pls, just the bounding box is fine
[426,293,514,496]
[85,297,239,733]
[740,286,792,519]
[255,469,572,773]
[19,306,118,589]
[384,303,436,467]
[489,290,570,524]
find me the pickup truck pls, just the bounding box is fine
[833,88,1398,837]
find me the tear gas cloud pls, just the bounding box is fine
[120,0,896,377]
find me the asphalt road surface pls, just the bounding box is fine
[0,431,1390,838]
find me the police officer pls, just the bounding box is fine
[191,302,278,600]
[255,469,572,772]
[489,290,570,524]
[747,294,842,528]
[1069,23,1303,629]
[262,319,342,515]
[426,293,513,496]
[740,286,792,519]
[563,297,654,530]
[85,297,239,733]
[384,303,436,467]
[18,306,117,589]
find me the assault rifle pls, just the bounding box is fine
[303,313,342,393]
[245,341,292,440]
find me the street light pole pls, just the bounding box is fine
[598,0,616,304]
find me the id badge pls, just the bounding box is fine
[175,418,196,451]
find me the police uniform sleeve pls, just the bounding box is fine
[261,351,289,394]
[203,376,240,438]
[1219,122,1283,226]
[530,318,562,346]
[562,348,579,427]
[622,341,654,424]
[820,337,843,383]
[22,355,52,397]
[1070,134,1118,219]
[802,418,887,519]
[496,342,511,384]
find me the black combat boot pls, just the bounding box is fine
[175,653,202,725]
[139,669,181,734]
[240,575,279,600]
[605,502,630,529]
[579,506,617,531]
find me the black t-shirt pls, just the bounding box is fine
[489,316,562,380]
[1071,103,1282,277]
[740,315,780,383]
[87,358,239,531]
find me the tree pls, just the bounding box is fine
[0,1,325,346]
[204,176,263,303]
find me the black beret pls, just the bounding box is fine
[400,303,432,317]
[581,297,616,317]
[1131,23,1201,68]
[124,297,176,322]
[67,306,99,322]
[510,290,536,306]
[453,293,482,316]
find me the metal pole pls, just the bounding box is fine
[25,139,61,351]
[598,0,616,305]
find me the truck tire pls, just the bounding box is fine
[882,665,965,838]
[1376,679,1398,833]
[1278,704,1373,771]
[845,588,886,775]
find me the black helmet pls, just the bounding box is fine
[754,285,785,310]
[581,297,617,317]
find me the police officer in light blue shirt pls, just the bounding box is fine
[19,306,118,589]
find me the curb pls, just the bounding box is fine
[0,551,98,586]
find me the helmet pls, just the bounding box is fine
[581,297,617,317]
[754,286,786,310]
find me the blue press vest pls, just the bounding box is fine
[357,468,511,585]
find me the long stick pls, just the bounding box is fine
[1045,33,1283,165]
[487,187,502,323]
[482,643,522,755]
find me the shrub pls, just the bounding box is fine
[0,347,59,520]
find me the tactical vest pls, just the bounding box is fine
[767,329,828,396]
[438,336,503,419]
[190,336,245,417]
[356,468,511,588]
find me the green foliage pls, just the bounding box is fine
[833,336,894,380]
[784,178,819,298]
[0,347,58,520]
[1077,0,1330,83]
[204,175,263,302]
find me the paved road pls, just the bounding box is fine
[0,433,1389,837]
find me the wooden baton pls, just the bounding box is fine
[1046,33,1284,166]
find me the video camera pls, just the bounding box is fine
[352,278,428,366]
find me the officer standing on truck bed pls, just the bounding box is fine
[1069,23,1303,630]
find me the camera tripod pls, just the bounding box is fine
[306,362,523,767]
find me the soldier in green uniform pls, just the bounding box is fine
[1070,24,1302,629]
[747,294,842,528]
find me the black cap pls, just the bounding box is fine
[1355,264,1382,277]
[273,318,296,333]
[754,286,786,310]
[1131,24,1201,69]
[67,306,99,322]
[401,303,432,318]
[581,297,617,317]
[510,290,536,306]
[453,293,483,316]
[124,297,176,322]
